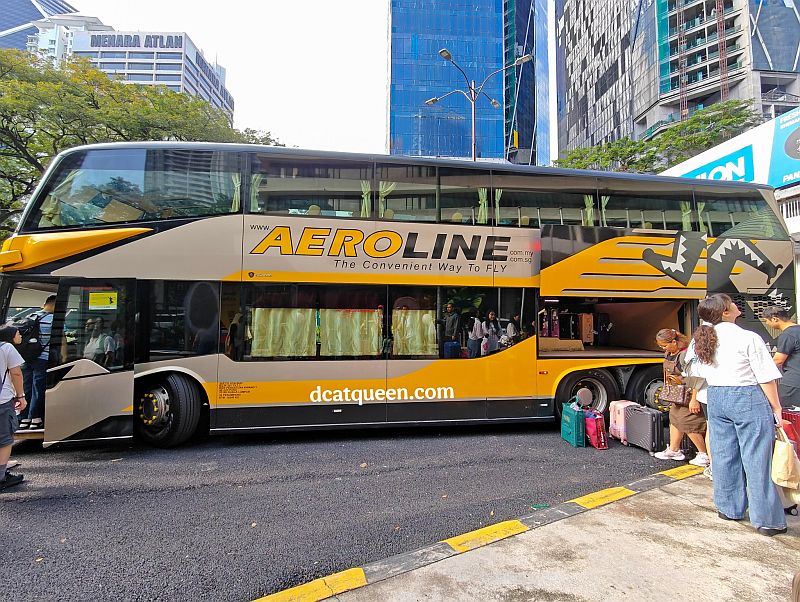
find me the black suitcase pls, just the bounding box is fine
[594,312,611,346]
[680,433,697,460]
[624,404,665,454]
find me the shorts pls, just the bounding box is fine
[0,401,17,447]
[778,383,800,408]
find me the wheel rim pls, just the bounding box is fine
[138,385,173,436]
[570,377,610,414]
[643,377,670,412]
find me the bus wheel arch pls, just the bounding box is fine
[624,365,668,413]
[134,372,206,447]
[554,369,620,419]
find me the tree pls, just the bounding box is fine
[554,99,761,174]
[0,49,281,235]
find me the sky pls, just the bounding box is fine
[71,0,389,153]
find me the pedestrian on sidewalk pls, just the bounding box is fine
[0,324,27,491]
[763,306,800,408]
[693,293,787,536]
[653,328,709,467]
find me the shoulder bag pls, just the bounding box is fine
[661,357,690,407]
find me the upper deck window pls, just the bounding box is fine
[250,155,372,219]
[26,149,241,230]
[491,172,596,227]
[695,190,787,240]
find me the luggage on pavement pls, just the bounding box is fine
[584,409,608,449]
[624,404,665,454]
[680,433,697,460]
[609,399,637,444]
[561,403,586,448]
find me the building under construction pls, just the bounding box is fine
[556,0,800,155]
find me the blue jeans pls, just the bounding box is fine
[21,357,47,421]
[707,385,786,530]
[467,338,481,359]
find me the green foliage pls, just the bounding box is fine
[0,49,281,234]
[554,99,761,174]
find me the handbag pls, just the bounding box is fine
[661,364,690,406]
[772,425,800,490]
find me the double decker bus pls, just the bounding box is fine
[0,142,794,447]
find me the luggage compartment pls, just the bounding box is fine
[537,297,691,358]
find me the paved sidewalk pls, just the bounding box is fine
[333,476,799,602]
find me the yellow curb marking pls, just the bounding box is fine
[659,465,704,480]
[570,486,636,509]
[443,519,529,553]
[253,568,366,602]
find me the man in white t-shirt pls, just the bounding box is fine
[83,317,116,367]
[0,326,27,491]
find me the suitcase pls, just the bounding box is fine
[783,408,800,436]
[584,409,608,449]
[561,403,586,447]
[594,312,611,346]
[579,313,594,345]
[680,433,697,460]
[443,340,461,359]
[609,399,638,443]
[558,313,578,340]
[624,404,665,454]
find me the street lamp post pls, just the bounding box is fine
[425,48,532,161]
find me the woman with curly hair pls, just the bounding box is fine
[693,293,787,536]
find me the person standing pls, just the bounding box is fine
[653,328,709,467]
[0,324,27,491]
[482,310,502,355]
[465,308,483,359]
[18,294,54,431]
[693,293,787,536]
[438,302,461,358]
[763,306,800,408]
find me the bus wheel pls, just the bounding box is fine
[135,373,202,448]
[555,369,620,418]
[625,366,669,413]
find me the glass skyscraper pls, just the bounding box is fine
[389,0,506,159]
[0,0,76,50]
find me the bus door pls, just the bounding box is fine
[44,278,136,444]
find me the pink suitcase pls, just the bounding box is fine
[609,400,637,444]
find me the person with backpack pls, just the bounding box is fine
[17,295,55,430]
[0,324,27,491]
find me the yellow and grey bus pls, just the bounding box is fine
[0,142,794,446]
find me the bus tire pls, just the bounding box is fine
[625,365,669,413]
[135,373,202,448]
[555,369,620,419]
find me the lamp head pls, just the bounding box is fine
[490,99,501,109]
[424,97,439,106]
[438,48,453,61]
[515,54,533,65]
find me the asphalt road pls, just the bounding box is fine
[2,423,669,601]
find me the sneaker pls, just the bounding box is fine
[6,460,19,470]
[757,526,788,537]
[17,419,30,430]
[654,447,686,461]
[28,418,43,430]
[703,465,713,480]
[0,472,23,491]
[689,452,710,467]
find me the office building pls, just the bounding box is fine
[388,0,553,164]
[1,0,75,50]
[28,14,234,117]
[556,0,800,155]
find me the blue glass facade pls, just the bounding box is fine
[0,0,76,50]
[389,0,505,159]
[503,0,550,165]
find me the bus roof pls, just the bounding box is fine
[57,141,774,193]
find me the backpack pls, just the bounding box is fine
[11,311,43,362]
